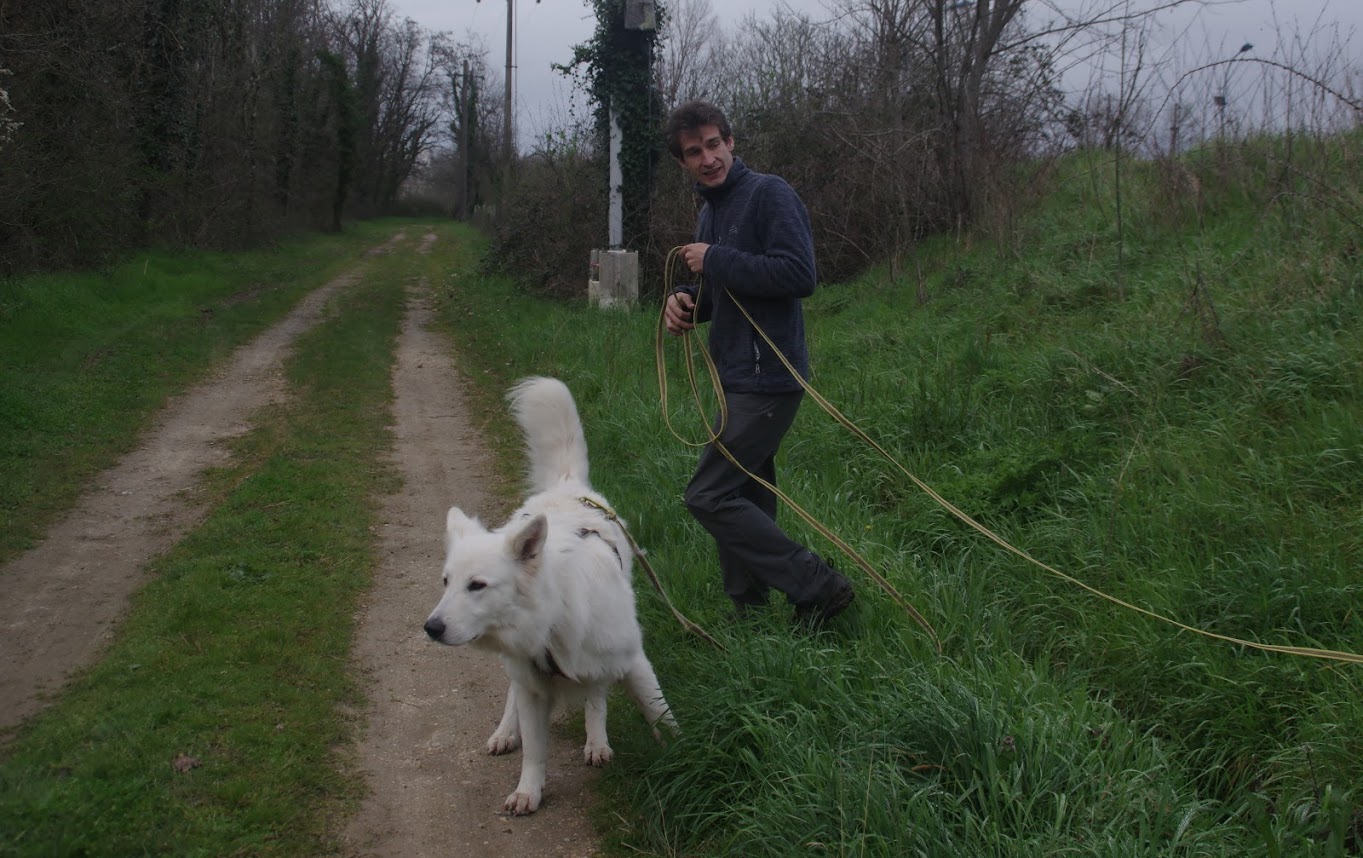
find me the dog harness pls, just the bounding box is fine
[529,526,626,679]
[576,527,622,567]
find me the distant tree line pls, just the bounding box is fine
[5,0,1355,287]
[0,0,496,275]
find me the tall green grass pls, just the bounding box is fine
[432,142,1363,855]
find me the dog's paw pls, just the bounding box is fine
[504,788,541,815]
[583,741,614,767]
[487,732,521,755]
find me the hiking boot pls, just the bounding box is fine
[793,571,855,629]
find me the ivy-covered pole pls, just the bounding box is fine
[560,0,663,251]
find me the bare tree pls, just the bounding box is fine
[430,36,495,218]
[655,0,722,106]
[0,0,149,270]
[0,69,20,150]
[0,0,462,274]
[371,19,447,205]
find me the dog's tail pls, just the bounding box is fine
[508,376,591,493]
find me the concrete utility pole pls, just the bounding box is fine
[457,59,472,218]
[476,0,538,163]
[608,107,623,249]
[504,0,514,162]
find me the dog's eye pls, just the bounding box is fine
[467,580,487,592]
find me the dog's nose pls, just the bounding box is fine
[423,617,445,641]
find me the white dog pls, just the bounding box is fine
[423,376,676,815]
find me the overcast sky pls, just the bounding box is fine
[387,0,1363,148]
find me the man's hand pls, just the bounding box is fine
[664,291,696,336]
[680,242,709,273]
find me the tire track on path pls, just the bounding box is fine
[341,231,602,857]
[0,232,405,738]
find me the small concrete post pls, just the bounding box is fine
[587,249,638,309]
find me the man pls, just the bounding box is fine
[662,100,854,626]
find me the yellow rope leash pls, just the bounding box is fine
[660,247,1363,667]
[579,496,725,651]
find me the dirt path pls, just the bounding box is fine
[340,232,601,857]
[0,229,602,855]
[0,234,402,734]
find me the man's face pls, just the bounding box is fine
[676,125,735,188]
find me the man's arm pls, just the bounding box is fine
[702,177,816,298]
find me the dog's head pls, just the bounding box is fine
[422,506,547,648]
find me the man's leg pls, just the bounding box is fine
[684,390,845,608]
[715,451,777,609]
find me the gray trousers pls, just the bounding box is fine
[683,390,836,608]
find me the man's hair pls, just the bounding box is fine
[663,100,733,159]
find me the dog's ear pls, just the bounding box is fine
[507,514,548,565]
[446,506,481,540]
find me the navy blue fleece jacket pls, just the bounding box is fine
[676,158,817,394]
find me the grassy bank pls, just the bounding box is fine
[0,221,471,855]
[430,140,1362,855]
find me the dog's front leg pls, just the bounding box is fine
[582,683,613,766]
[487,682,521,754]
[505,682,549,815]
